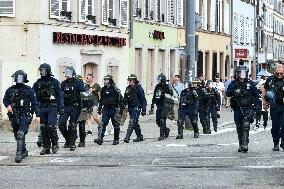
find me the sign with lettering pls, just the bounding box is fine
[149,30,165,40]
[235,49,248,58]
[53,32,127,47]
[240,0,256,5]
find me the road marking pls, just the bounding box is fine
[49,157,80,163]
[0,156,9,161]
[217,143,239,146]
[166,144,188,147]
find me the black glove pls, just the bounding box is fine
[97,109,102,115]
[141,111,146,116]
[58,106,64,115]
[119,108,124,115]
[217,113,220,118]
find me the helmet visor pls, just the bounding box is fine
[239,70,247,79]
[39,69,47,77]
[64,68,74,78]
[14,74,24,83]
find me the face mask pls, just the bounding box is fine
[104,79,110,86]
[39,69,47,77]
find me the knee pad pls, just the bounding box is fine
[243,122,250,131]
[16,130,25,140]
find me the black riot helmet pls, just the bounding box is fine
[157,73,167,83]
[191,79,201,88]
[103,74,114,86]
[127,74,139,84]
[64,66,76,78]
[234,66,249,80]
[38,63,52,77]
[12,70,29,83]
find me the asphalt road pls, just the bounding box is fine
[0,108,283,189]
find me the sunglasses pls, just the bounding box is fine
[275,72,284,76]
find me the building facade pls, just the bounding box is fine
[257,0,284,71]
[130,0,182,98]
[195,0,232,80]
[233,0,256,74]
[0,0,130,116]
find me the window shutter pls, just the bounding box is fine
[223,0,229,34]
[102,0,109,25]
[79,0,87,22]
[240,15,244,45]
[233,13,238,44]
[251,19,254,45]
[210,0,216,32]
[157,0,160,21]
[217,0,222,32]
[120,0,128,27]
[50,0,60,18]
[0,0,15,17]
[176,0,183,26]
[166,0,173,24]
[245,17,249,45]
[202,0,207,30]
[144,0,149,18]
[133,0,138,16]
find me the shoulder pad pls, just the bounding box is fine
[113,85,121,93]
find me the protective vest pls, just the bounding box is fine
[180,89,198,106]
[36,80,57,104]
[269,77,284,105]
[208,88,218,106]
[62,80,80,105]
[124,85,140,106]
[197,87,210,106]
[231,81,253,107]
[102,85,120,106]
[10,85,31,112]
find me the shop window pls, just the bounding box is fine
[147,49,155,91]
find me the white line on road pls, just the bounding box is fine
[0,156,9,161]
[49,157,80,163]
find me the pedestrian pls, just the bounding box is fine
[58,67,86,151]
[33,63,63,155]
[3,70,40,163]
[123,74,147,143]
[206,80,221,132]
[226,66,260,153]
[223,76,232,108]
[150,73,173,141]
[176,80,200,139]
[262,64,284,151]
[214,77,225,106]
[94,74,124,145]
[254,82,268,130]
[172,74,184,96]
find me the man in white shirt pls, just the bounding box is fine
[214,77,225,106]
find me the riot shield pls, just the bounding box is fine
[78,91,95,121]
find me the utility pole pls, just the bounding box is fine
[252,1,257,79]
[230,0,234,75]
[129,0,133,45]
[185,0,196,82]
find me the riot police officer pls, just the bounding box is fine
[33,63,63,155]
[206,80,221,132]
[262,63,284,151]
[226,66,260,153]
[58,67,85,151]
[3,70,40,163]
[150,73,173,141]
[197,79,211,134]
[94,75,124,145]
[123,74,147,143]
[176,80,199,139]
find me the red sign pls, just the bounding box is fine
[235,49,248,58]
[53,32,126,47]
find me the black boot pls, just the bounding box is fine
[133,124,144,142]
[192,122,199,138]
[113,127,120,145]
[59,124,69,148]
[176,120,183,139]
[40,125,51,155]
[78,121,86,147]
[69,123,78,151]
[37,125,43,147]
[272,141,280,151]
[240,123,249,153]
[237,125,243,152]
[48,125,59,153]
[94,122,104,145]
[158,119,166,141]
[213,121,218,132]
[280,138,284,150]
[124,119,134,143]
[165,127,170,139]
[15,131,25,163]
